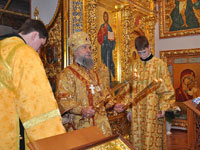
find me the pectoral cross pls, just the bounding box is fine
[89,84,95,94]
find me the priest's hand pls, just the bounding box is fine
[114,103,125,113]
[127,111,132,122]
[157,110,165,119]
[82,106,95,118]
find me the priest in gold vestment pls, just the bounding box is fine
[0,19,66,150]
[56,32,124,136]
[125,36,175,150]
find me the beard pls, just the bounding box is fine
[75,56,94,70]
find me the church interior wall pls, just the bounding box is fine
[155,21,200,58]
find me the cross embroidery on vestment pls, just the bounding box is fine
[89,84,95,94]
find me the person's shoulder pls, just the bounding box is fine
[58,64,77,82]
[0,36,21,45]
[17,44,38,59]
[100,23,105,27]
[1,36,37,59]
[153,56,166,64]
[60,64,76,74]
[153,57,169,71]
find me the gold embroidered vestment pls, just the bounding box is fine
[0,37,66,150]
[56,63,112,136]
[124,57,175,150]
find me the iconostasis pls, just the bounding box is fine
[66,0,157,82]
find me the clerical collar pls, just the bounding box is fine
[0,33,26,44]
[140,54,153,62]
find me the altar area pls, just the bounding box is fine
[39,0,158,139]
[40,0,157,89]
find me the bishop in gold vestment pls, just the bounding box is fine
[56,32,118,136]
[124,36,175,150]
[0,19,65,150]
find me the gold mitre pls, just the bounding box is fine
[68,31,91,52]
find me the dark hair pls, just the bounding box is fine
[103,11,108,16]
[18,19,48,40]
[135,36,149,51]
[103,11,109,19]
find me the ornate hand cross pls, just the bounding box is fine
[89,84,95,94]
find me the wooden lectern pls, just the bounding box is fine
[27,126,134,150]
[184,100,200,150]
[27,126,106,150]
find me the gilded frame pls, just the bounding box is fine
[72,134,135,150]
[159,0,200,38]
[160,48,200,102]
[89,1,122,82]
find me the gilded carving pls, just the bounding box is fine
[121,6,132,81]
[81,0,157,81]
[159,0,200,38]
[108,113,131,138]
[40,11,62,93]
[85,0,98,69]
[112,12,119,81]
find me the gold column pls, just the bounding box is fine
[86,0,98,68]
[113,10,121,82]
[148,15,157,55]
[121,5,132,81]
[143,14,157,55]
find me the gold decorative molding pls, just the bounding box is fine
[120,4,157,80]
[121,5,132,81]
[40,11,63,92]
[128,0,156,14]
[143,15,157,55]
[160,48,200,62]
[71,0,157,82]
[85,0,98,69]
[63,0,68,67]
[159,0,200,38]
[112,11,121,81]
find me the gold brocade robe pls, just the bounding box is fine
[56,63,112,136]
[0,37,66,150]
[125,57,175,150]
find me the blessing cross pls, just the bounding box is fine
[89,84,95,94]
